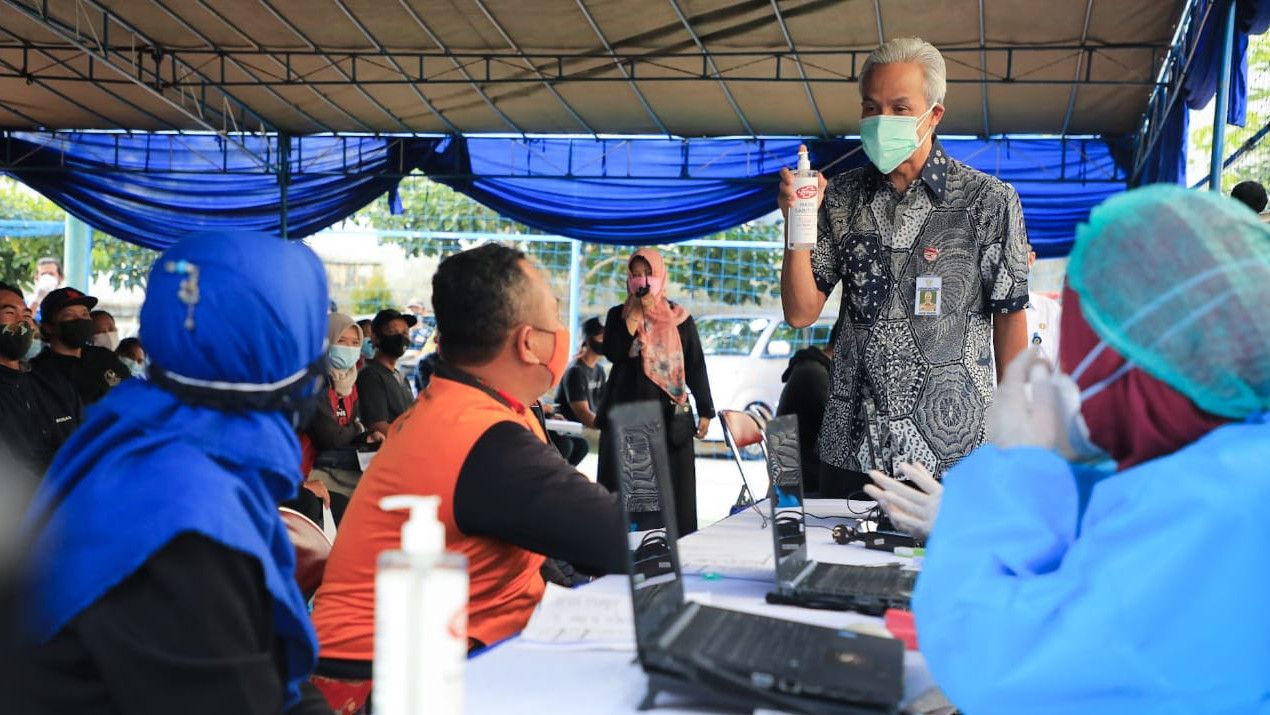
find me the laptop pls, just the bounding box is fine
[608,402,903,715]
[763,415,918,616]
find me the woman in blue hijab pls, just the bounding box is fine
[15,231,334,714]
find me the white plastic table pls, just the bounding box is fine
[466,500,935,714]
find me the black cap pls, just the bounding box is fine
[41,287,97,321]
[582,317,604,337]
[371,308,417,334]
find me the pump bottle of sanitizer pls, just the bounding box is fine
[372,495,468,715]
[787,146,819,250]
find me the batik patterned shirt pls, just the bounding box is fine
[811,139,1030,477]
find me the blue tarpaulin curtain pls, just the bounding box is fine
[416,135,1128,257]
[416,136,806,246]
[1136,0,1270,185]
[3,132,444,250]
[4,131,1129,257]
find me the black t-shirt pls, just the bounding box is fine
[776,348,833,493]
[554,360,606,422]
[30,346,130,406]
[453,420,626,576]
[354,361,414,427]
[0,364,81,478]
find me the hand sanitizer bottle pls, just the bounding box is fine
[373,495,468,715]
[787,146,820,250]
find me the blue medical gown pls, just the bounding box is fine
[913,423,1270,715]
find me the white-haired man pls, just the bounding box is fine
[779,37,1030,497]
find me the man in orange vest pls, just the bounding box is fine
[310,244,626,711]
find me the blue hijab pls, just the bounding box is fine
[23,231,329,709]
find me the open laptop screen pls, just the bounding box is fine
[607,401,687,659]
[764,415,809,584]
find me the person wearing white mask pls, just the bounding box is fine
[89,310,120,351]
[29,257,63,314]
[871,186,1270,713]
[355,318,374,364]
[299,313,382,503]
[115,337,146,378]
[22,308,43,364]
[778,37,1030,498]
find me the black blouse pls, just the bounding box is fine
[15,533,332,715]
[598,303,715,425]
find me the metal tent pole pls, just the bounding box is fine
[567,239,583,354]
[279,133,291,238]
[63,214,93,291]
[1210,0,1237,192]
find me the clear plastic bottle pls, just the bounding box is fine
[372,495,468,715]
[787,146,819,250]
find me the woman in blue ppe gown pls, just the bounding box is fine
[910,186,1270,715]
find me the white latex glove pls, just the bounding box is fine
[863,462,943,540]
[987,346,1106,462]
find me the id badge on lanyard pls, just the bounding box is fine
[914,275,942,317]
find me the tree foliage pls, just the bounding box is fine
[0,179,63,292]
[0,177,159,292]
[349,270,395,315]
[1189,31,1270,192]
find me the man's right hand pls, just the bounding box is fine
[778,145,831,326]
[777,148,828,218]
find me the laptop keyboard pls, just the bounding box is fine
[803,564,916,601]
[673,607,829,673]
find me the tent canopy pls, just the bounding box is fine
[0,0,1182,137]
[2,131,1128,257]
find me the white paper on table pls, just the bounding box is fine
[679,546,775,578]
[520,583,636,649]
[544,419,584,436]
[518,583,717,652]
[356,450,375,472]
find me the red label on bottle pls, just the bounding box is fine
[923,247,940,262]
[794,185,818,199]
[448,606,467,640]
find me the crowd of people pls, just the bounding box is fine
[1,35,1267,715]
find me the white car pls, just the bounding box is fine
[694,314,836,443]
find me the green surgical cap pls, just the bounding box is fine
[1068,184,1270,418]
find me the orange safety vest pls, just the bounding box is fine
[312,373,548,658]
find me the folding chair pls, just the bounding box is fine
[718,409,769,524]
[279,506,333,599]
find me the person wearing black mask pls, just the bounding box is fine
[0,282,80,478]
[355,308,416,437]
[548,317,606,465]
[775,320,840,496]
[30,288,131,406]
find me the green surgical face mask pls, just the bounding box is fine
[859,105,938,175]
